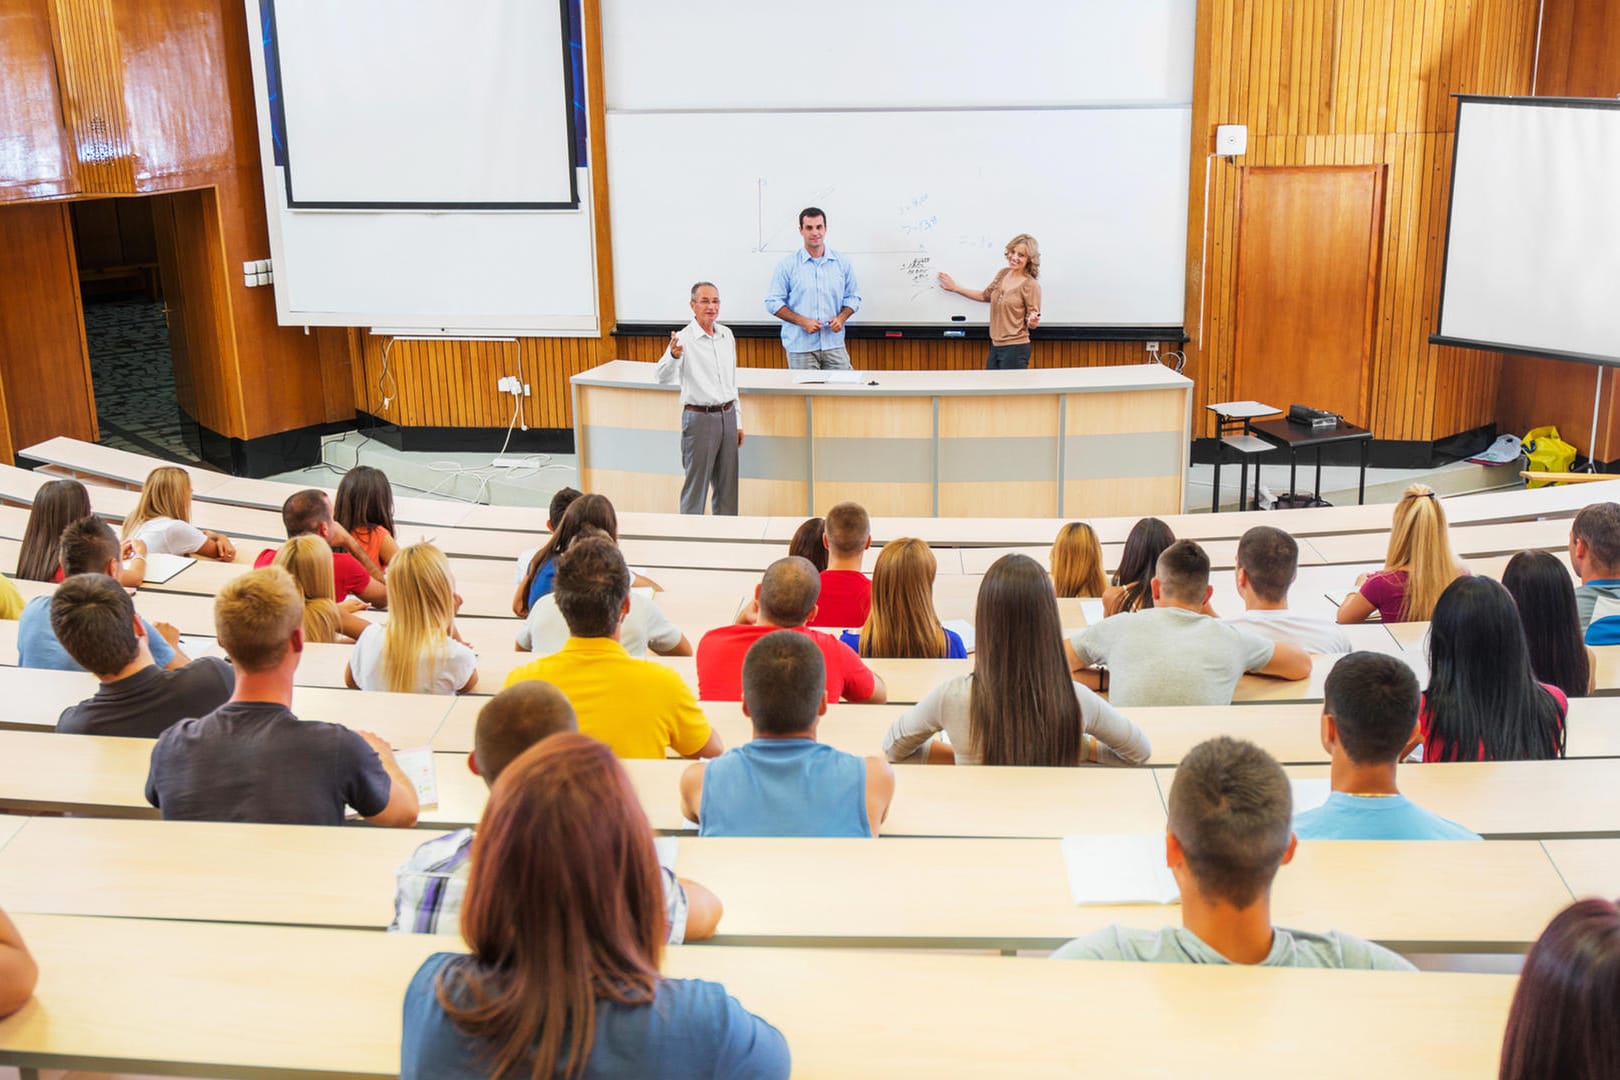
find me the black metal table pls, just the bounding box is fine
[1249,418,1374,505]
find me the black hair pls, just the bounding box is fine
[1502,550,1590,700]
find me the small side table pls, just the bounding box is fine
[1249,418,1374,505]
[1207,401,1282,512]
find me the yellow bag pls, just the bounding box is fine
[1522,425,1577,487]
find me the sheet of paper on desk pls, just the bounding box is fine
[1290,778,1332,815]
[1078,599,1107,627]
[943,619,975,652]
[393,747,439,810]
[1061,835,1179,905]
[176,637,223,659]
[140,552,194,584]
[653,836,679,872]
[790,370,862,385]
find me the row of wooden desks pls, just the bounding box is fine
[0,912,1516,1080]
[0,816,1603,953]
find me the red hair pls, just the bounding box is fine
[437,734,664,1079]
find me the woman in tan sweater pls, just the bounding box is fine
[936,233,1043,369]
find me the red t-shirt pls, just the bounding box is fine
[807,570,872,628]
[255,546,374,600]
[695,624,878,703]
[1419,682,1568,762]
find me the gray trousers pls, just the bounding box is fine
[680,406,739,515]
[787,347,852,370]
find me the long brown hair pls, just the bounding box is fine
[1383,483,1462,621]
[1499,897,1620,1079]
[440,734,663,1079]
[515,494,619,617]
[1050,522,1107,597]
[858,538,948,658]
[1112,517,1174,612]
[968,554,1084,765]
[17,479,93,581]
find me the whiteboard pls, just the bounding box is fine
[244,0,599,334]
[606,109,1191,327]
[1436,98,1620,365]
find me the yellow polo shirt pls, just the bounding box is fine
[503,636,711,759]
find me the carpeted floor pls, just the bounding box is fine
[84,298,204,465]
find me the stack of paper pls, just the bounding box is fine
[392,747,440,810]
[1060,834,1180,905]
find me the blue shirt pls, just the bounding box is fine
[401,953,790,1080]
[1292,792,1482,841]
[699,738,871,837]
[17,594,177,671]
[839,627,968,660]
[764,248,862,351]
[524,557,557,611]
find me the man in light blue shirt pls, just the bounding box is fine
[764,206,861,369]
[1293,652,1481,841]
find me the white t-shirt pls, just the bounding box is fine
[516,592,683,658]
[1223,609,1352,654]
[132,517,208,556]
[349,623,478,695]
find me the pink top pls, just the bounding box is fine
[1357,569,1412,622]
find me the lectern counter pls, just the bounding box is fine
[572,361,1192,519]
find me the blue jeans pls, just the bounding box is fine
[986,344,1031,370]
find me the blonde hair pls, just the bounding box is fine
[214,566,303,672]
[271,535,343,644]
[1005,233,1041,278]
[123,466,193,540]
[858,538,948,659]
[1051,522,1107,597]
[381,543,458,693]
[1384,483,1462,622]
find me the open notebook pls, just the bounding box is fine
[1060,835,1179,906]
[140,552,195,584]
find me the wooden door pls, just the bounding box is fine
[1231,165,1385,427]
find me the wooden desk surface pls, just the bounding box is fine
[0,818,1572,951]
[1540,838,1619,900]
[0,914,1517,1080]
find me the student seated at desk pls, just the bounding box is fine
[884,554,1148,767]
[1503,549,1595,696]
[698,556,886,704]
[345,543,478,696]
[401,734,789,1079]
[1420,576,1567,763]
[392,681,721,942]
[272,536,373,644]
[253,488,386,608]
[839,538,966,659]
[1053,737,1414,970]
[787,516,827,571]
[683,631,894,836]
[122,465,236,560]
[52,573,233,738]
[1499,898,1620,1080]
[1567,501,1620,642]
[517,525,691,659]
[0,575,21,621]
[1337,483,1464,624]
[333,465,399,572]
[1294,653,1479,841]
[1051,521,1107,599]
[1102,517,1174,615]
[146,567,418,827]
[1223,526,1350,654]
[506,538,720,760]
[0,904,36,1018]
[19,517,186,673]
[807,500,872,628]
[513,493,662,619]
[15,478,142,587]
[1066,540,1311,707]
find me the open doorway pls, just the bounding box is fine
[70,196,204,464]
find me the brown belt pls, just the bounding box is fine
[684,402,733,413]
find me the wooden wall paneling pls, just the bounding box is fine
[1231,164,1384,427]
[0,201,98,448]
[148,194,197,419]
[45,0,134,194]
[1536,0,1620,95]
[0,0,76,200]
[150,187,244,437]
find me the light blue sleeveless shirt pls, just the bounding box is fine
[698,739,871,838]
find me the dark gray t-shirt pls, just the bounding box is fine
[56,657,235,739]
[145,700,391,826]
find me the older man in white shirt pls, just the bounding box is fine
[657,281,744,515]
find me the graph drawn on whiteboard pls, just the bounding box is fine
[753,181,947,305]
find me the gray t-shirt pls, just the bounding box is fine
[1071,607,1276,707]
[56,657,234,739]
[145,700,391,825]
[1574,580,1620,629]
[1051,924,1415,970]
[881,673,1151,766]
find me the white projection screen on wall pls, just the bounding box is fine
[1433,96,1620,367]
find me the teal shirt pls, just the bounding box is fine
[1293,792,1481,841]
[1051,925,1415,970]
